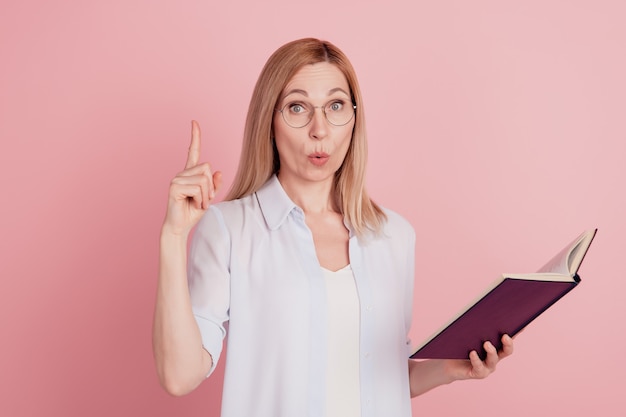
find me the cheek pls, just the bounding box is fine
[336,126,355,164]
[274,137,286,159]
[339,125,354,151]
[273,132,300,164]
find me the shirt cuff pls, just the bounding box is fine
[195,315,226,377]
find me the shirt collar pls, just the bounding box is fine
[255,174,356,237]
[255,174,298,230]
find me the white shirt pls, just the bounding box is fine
[324,265,361,417]
[189,175,416,417]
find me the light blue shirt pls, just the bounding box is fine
[189,175,416,417]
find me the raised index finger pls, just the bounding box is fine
[185,120,201,169]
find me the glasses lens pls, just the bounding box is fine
[324,100,355,126]
[282,102,311,128]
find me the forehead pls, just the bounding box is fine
[282,62,350,96]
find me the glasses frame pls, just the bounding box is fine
[276,100,357,129]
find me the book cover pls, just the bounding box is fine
[410,229,597,360]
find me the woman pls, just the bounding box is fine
[153,38,513,417]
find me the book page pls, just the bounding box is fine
[536,230,595,275]
[537,242,573,274]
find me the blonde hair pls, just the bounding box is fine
[226,38,386,237]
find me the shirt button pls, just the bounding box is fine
[364,352,371,358]
[366,306,373,311]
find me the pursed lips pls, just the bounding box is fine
[307,152,330,166]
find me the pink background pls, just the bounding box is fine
[1,0,625,415]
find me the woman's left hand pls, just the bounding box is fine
[408,334,515,397]
[444,334,515,381]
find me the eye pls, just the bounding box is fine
[327,100,345,112]
[288,103,307,114]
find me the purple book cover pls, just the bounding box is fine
[411,277,580,360]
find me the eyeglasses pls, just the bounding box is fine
[276,99,357,128]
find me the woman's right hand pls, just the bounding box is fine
[162,120,222,236]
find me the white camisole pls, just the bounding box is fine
[322,264,361,417]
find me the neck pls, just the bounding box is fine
[277,173,337,214]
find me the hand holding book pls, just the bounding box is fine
[407,334,515,397]
[458,335,513,379]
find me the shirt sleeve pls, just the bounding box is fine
[188,205,232,376]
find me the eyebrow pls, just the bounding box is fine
[282,87,351,100]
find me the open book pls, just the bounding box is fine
[410,229,597,360]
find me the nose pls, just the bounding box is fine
[308,106,328,140]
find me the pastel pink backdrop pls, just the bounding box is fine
[1,1,624,416]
